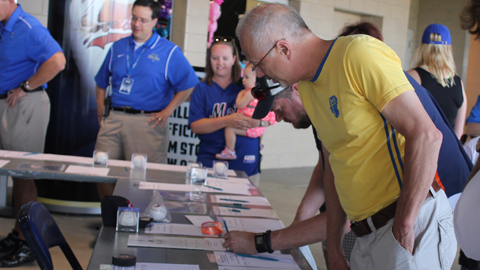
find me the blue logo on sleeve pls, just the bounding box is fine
[329,96,339,118]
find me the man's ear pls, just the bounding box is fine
[277,39,291,59]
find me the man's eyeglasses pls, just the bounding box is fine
[251,83,283,101]
[131,16,152,25]
[251,38,285,72]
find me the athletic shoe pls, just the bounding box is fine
[0,231,18,254]
[0,240,35,267]
[215,147,237,160]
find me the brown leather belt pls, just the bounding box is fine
[350,180,442,237]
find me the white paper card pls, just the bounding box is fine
[144,223,219,237]
[127,235,226,251]
[138,182,251,196]
[101,263,200,270]
[185,215,215,227]
[214,252,300,269]
[0,160,10,168]
[211,195,271,206]
[65,165,110,176]
[222,217,284,232]
[213,207,278,219]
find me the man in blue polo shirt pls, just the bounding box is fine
[94,0,199,198]
[0,0,65,267]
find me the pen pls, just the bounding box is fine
[24,152,40,156]
[236,253,279,262]
[219,198,249,203]
[205,185,223,191]
[223,220,229,233]
[231,209,241,213]
[124,167,129,171]
[219,204,250,210]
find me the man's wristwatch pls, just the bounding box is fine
[20,81,31,92]
[254,233,268,253]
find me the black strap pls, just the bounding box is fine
[112,107,161,114]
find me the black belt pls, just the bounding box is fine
[0,87,44,99]
[112,107,161,114]
[350,179,442,237]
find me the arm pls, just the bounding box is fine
[293,150,325,223]
[324,146,349,270]
[466,123,480,137]
[454,81,467,139]
[96,86,106,124]
[381,90,443,254]
[406,69,421,84]
[7,51,66,107]
[223,213,328,254]
[236,89,255,109]
[190,113,252,134]
[148,87,194,127]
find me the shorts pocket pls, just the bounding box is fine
[438,211,457,269]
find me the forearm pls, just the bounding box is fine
[394,130,442,229]
[294,159,325,222]
[190,118,228,134]
[454,91,467,139]
[96,86,106,112]
[236,90,253,109]
[272,213,327,250]
[162,88,193,116]
[24,52,65,89]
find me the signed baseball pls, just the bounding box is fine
[149,203,168,221]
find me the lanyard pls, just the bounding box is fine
[126,43,147,78]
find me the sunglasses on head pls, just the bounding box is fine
[212,36,235,43]
[251,83,283,101]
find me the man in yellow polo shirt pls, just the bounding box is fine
[236,3,457,270]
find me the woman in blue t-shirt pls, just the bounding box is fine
[188,37,261,183]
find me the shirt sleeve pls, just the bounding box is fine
[188,83,207,126]
[166,47,199,92]
[343,38,413,112]
[95,47,113,89]
[466,96,480,123]
[25,26,62,65]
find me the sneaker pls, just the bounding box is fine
[215,147,237,160]
[0,240,35,267]
[0,231,19,253]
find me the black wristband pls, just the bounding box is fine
[254,233,268,253]
[265,230,274,253]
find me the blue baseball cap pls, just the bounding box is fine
[422,23,451,45]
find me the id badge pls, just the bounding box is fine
[119,77,134,95]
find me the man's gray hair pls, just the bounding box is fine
[236,3,311,53]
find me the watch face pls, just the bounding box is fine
[476,138,480,153]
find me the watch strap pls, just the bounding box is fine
[265,230,274,253]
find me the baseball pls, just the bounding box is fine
[214,162,227,175]
[118,211,137,226]
[132,155,146,168]
[95,151,108,164]
[149,203,168,221]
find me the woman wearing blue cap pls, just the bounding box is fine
[407,23,466,139]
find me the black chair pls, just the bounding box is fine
[18,201,83,270]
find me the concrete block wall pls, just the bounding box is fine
[297,0,411,69]
[17,0,49,27]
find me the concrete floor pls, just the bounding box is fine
[0,167,463,269]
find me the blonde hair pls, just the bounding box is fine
[412,33,456,87]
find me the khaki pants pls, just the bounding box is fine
[0,91,50,152]
[95,111,169,163]
[350,190,456,270]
